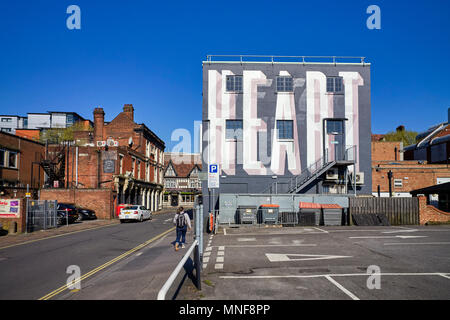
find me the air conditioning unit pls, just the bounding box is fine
[113,141,119,147]
[355,172,364,185]
[96,141,106,147]
[326,168,338,180]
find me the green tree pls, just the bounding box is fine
[40,121,92,144]
[383,126,418,146]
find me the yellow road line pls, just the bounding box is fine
[38,226,176,300]
[0,223,120,251]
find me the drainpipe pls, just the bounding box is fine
[387,170,393,198]
[75,146,78,187]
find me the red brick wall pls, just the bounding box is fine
[372,141,402,161]
[40,189,115,219]
[418,196,450,225]
[0,198,27,233]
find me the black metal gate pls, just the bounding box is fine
[26,199,58,232]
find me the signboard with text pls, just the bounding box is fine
[0,199,21,218]
[208,164,219,189]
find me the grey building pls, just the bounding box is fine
[202,55,372,212]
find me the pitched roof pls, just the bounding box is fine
[164,153,202,178]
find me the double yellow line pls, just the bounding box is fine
[39,226,175,300]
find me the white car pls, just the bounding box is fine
[119,205,152,223]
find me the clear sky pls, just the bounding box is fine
[0,0,449,151]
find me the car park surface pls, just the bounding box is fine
[178,225,450,300]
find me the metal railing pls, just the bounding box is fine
[205,55,367,64]
[157,239,201,300]
[26,199,58,233]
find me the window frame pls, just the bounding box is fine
[226,75,243,93]
[276,76,294,93]
[276,120,294,140]
[225,119,243,141]
[326,76,344,94]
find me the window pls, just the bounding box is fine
[119,155,124,174]
[8,151,17,168]
[132,158,136,177]
[326,120,344,135]
[226,120,243,140]
[326,77,343,93]
[1,118,12,122]
[226,75,243,92]
[0,150,5,167]
[66,114,74,125]
[394,179,403,187]
[137,160,141,179]
[1,128,12,132]
[277,120,293,139]
[276,76,293,92]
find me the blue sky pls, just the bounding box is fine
[0,0,449,151]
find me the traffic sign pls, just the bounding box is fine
[208,164,219,189]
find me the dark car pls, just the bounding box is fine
[57,203,79,225]
[75,206,97,221]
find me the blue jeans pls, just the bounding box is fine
[175,226,187,245]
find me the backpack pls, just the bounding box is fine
[176,213,186,228]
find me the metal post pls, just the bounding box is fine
[43,201,47,230]
[194,244,201,290]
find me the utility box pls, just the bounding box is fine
[237,206,257,224]
[298,202,322,226]
[259,204,280,224]
[322,204,343,226]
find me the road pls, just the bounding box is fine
[0,211,188,300]
[178,225,450,300]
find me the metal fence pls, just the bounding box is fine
[26,199,58,232]
[349,197,419,225]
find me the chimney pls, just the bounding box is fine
[123,104,134,122]
[93,107,105,143]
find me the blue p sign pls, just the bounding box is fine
[209,164,218,173]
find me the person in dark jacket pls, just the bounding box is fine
[173,206,191,251]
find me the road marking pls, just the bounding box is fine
[38,226,175,300]
[384,242,450,246]
[223,228,227,235]
[382,229,418,234]
[218,246,225,251]
[350,235,427,239]
[217,251,224,256]
[216,257,224,263]
[203,257,210,263]
[0,223,119,250]
[203,264,207,269]
[215,264,223,269]
[313,227,329,233]
[205,246,212,251]
[325,275,359,300]
[203,251,211,257]
[219,244,317,248]
[266,253,352,262]
[220,272,450,279]
[238,237,256,242]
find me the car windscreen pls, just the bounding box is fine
[124,206,139,210]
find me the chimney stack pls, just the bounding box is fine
[93,107,105,143]
[123,104,134,122]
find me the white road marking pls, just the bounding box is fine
[218,246,225,251]
[350,235,427,239]
[238,238,256,242]
[438,273,450,280]
[220,272,450,279]
[223,228,227,235]
[217,251,224,256]
[203,264,207,269]
[325,275,359,300]
[215,264,223,269]
[205,246,212,251]
[135,252,143,257]
[266,253,352,262]
[313,227,329,233]
[221,244,316,248]
[203,257,210,263]
[384,242,450,246]
[216,257,224,263]
[382,229,418,234]
[203,251,211,257]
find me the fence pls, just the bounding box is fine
[26,199,58,232]
[349,197,419,225]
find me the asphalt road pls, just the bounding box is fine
[180,225,450,300]
[0,211,183,300]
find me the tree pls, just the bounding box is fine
[39,121,92,144]
[383,125,418,146]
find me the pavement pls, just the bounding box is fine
[177,225,450,300]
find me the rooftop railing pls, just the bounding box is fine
[205,55,367,64]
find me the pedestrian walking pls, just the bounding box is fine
[173,206,191,251]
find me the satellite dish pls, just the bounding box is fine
[128,137,133,147]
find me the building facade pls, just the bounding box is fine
[202,56,372,211]
[163,153,202,208]
[0,131,45,198]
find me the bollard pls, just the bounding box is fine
[9,221,17,234]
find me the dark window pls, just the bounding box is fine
[8,151,17,168]
[326,77,343,93]
[326,120,344,135]
[0,150,4,167]
[1,118,12,122]
[226,75,243,92]
[66,114,74,125]
[226,120,243,140]
[277,120,293,139]
[276,76,293,92]
[1,128,12,132]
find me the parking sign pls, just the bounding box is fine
[208,164,219,188]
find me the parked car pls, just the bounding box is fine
[75,206,97,221]
[119,205,152,223]
[57,203,79,225]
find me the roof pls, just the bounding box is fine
[164,153,202,178]
[299,202,342,209]
[410,182,450,195]
[405,123,450,151]
[371,134,385,142]
[203,55,370,66]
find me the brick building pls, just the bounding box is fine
[163,153,202,208]
[0,131,45,198]
[41,105,165,218]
